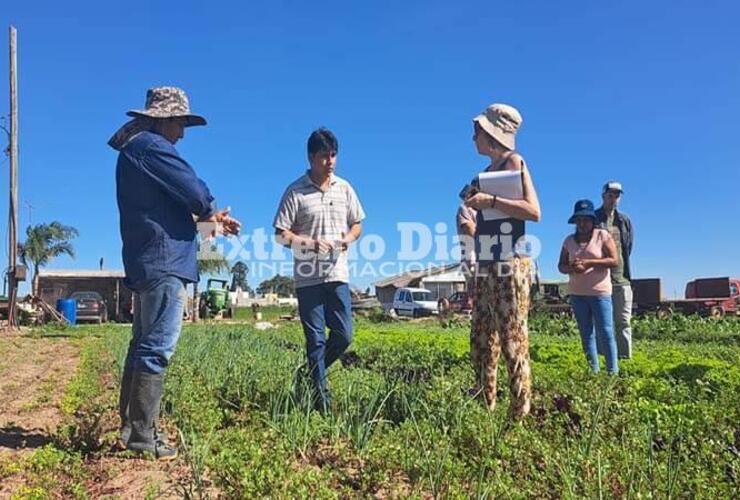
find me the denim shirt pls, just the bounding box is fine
[114,131,215,291]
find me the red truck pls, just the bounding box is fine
[446,291,474,315]
[632,277,740,319]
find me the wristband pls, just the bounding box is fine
[491,195,497,209]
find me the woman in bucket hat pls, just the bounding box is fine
[462,103,541,418]
[558,199,620,374]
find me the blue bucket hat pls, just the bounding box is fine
[568,199,596,224]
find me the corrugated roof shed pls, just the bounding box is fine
[373,263,462,288]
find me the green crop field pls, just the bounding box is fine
[2,314,739,498]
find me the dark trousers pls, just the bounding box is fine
[296,281,353,407]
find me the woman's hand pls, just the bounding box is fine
[571,259,588,273]
[464,192,494,210]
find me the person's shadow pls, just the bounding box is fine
[0,426,52,450]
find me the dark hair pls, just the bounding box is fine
[307,127,338,156]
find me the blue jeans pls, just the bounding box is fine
[123,275,187,375]
[296,282,353,408]
[570,295,619,374]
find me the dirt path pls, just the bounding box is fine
[0,333,192,499]
[0,333,80,454]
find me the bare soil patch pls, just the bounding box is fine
[0,335,80,453]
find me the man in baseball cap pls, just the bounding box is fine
[596,180,634,359]
[109,86,241,459]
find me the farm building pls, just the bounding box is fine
[37,269,133,322]
[374,263,466,308]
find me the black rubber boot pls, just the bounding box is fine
[126,371,177,461]
[118,366,134,447]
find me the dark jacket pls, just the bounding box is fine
[595,207,634,281]
[113,131,215,290]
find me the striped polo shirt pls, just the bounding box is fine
[273,172,365,288]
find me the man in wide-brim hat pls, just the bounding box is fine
[109,86,241,460]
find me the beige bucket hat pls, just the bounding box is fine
[473,103,522,150]
[126,86,206,126]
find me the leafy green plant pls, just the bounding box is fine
[67,313,740,497]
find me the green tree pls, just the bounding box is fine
[256,274,295,297]
[230,261,250,293]
[18,222,79,296]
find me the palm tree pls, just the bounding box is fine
[18,222,79,296]
[192,247,230,322]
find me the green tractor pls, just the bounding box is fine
[199,279,232,320]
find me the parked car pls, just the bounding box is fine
[69,291,108,324]
[392,287,438,318]
[447,291,473,314]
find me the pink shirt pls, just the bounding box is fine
[562,229,613,296]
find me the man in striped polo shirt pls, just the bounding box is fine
[274,128,365,412]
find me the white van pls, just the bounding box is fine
[392,287,439,318]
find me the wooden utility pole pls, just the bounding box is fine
[8,25,19,328]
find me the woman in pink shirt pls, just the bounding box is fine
[558,200,620,374]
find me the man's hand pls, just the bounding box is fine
[216,207,242,236]
[315,239,336,255]
[200,207,242,237]
[465,192,494,211]
[220,217,242,237]
[336,236,354,252]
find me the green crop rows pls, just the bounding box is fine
[40,314,740,497]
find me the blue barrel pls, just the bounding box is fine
[57,298,77,325]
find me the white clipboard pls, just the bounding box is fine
[478,170,523,221]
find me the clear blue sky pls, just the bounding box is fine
[2,0,739,297]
